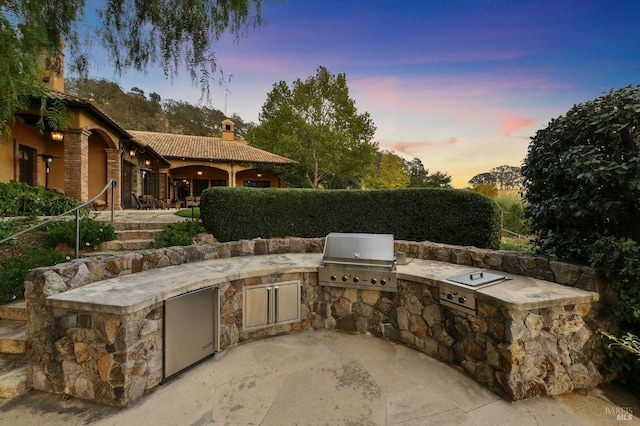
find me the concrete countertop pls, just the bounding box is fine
[47,254,599,315]
[47,253,323,314]
[398,259,599,311]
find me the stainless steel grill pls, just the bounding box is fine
[318,232,398,292]
[439,271,509,314]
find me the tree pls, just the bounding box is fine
[67,77,249,135]
[522,85,640,393]
[363,150,410,189]
[163,99,225,136]
[406,158,452,188]
[490,165,523,190]
[469,166,522,190]
[1,0,267,136]
[472,183,498,198]
[468,172,497,188]
[247,66,378,188]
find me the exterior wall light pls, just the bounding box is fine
[50,131,64,143]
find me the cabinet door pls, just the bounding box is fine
[275,282,300,323]
[244,286,270,328]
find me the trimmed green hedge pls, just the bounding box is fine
[201,188,501,249]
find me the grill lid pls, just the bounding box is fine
[323,232,395,263]
[446,271,509,287]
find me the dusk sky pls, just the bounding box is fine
[88,0,640,188]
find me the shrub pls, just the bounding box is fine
[47,218,116,248]
[155,221,206,248]
[499,237,533,253]
[472,184,498,198]
[200,187,502,249]
[0,247,67,304]
[522,85,640,395]
[495,191,529,235]
[0,181,84,216]
[0,218,20,245]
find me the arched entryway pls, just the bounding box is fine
[169,165,229,205]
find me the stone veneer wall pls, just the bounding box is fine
[25,238,616,405]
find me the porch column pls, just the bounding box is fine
[105,148,122,210]
[64,128,90,202]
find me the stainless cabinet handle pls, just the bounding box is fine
[274,286,279,323]
[267,288,271,324]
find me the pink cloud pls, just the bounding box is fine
[383,138,459,156]
[497,111,535,135]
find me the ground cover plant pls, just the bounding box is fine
[0,181,82,217]
[522,85,640,395]
[155,220,206,248]
[0,247,67,304]
[46,218,116,249]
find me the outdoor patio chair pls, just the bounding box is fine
[132,193,142,210]
[139,195,154,210]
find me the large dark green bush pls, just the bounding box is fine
[522,85,640,395]
[47,218,116,248]
[200,187,501,249]
[0,181,83,216]
[0,247,67,304]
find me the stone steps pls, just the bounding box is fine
[115,229,165,240]
[95,221,172,252]
[0,300,27,322]
[0,300,29,398]
[98,238,156,251]
[0,320,27,355]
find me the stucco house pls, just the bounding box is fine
[1,66,296,210]
[128,124,296,209]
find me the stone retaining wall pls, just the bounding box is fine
[25,238,616,405]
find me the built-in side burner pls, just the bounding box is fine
[439,271,510,314]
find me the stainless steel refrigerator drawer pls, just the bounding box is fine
[164,285,219,379]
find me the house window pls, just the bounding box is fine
[194,179,209,197]
[19,145,36,185]
[244,180,271,188]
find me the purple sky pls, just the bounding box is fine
[88,0,640,187]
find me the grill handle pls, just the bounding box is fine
[469,272,484,281]
[322,260,395,269]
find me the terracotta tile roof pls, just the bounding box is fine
[37,90,130,138]
[128,131,297,165]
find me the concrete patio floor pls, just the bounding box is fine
[0,330,638,425]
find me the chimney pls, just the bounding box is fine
[41,46,65,93]
[221,119,235,141]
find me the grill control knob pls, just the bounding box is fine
[371,278,377,284]
[447,292,455,300]
[330,275,337,281]
[353,277,360,283]
[381,279,387,285]
[342,275,348,282]
[458,296,466,304]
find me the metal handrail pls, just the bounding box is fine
[502,229,529,240]
[0,180,117,258]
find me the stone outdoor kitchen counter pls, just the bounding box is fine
[32,241,610,406]
[47,253,598,314]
